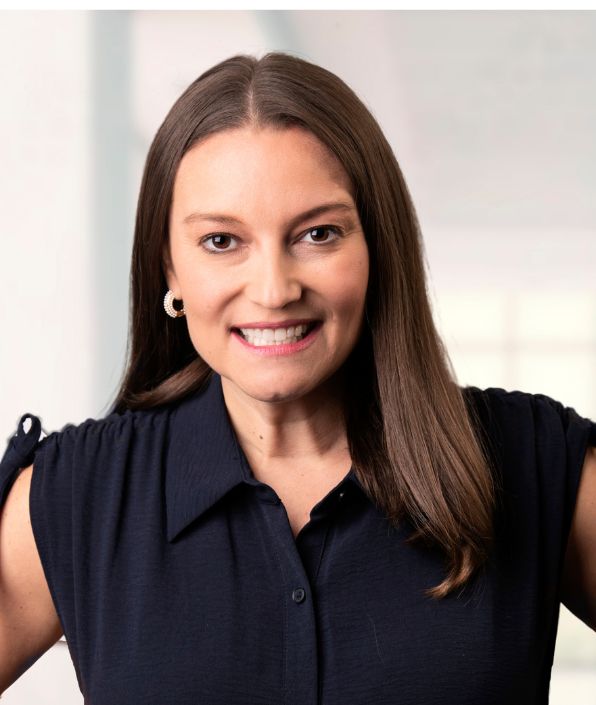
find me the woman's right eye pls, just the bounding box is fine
[200,234,238,253]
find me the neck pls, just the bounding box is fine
[220,369,349,464]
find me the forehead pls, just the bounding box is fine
[171,126,354,212]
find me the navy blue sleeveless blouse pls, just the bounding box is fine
[1,371,596,705]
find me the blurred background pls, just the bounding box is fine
[1,9,594,703]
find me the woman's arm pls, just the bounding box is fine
[560,445,596,631]
[0,464,64,694]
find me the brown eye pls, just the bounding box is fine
[211,235,231,249]
[302,226,342,244]
[201,234,238,253]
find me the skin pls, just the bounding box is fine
[164,125,369,502]
[561,445,596,631]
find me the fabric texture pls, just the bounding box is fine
[1,372,595,705]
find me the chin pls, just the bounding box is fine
[232,371,319,404]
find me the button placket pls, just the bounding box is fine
[257,497,319,705]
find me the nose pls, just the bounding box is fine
[245,245,303,309]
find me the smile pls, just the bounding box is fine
[236,322,316,345]
[231,321,322,355]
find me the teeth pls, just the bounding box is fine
[239,323,312,345]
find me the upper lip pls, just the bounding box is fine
[231,319,320,330]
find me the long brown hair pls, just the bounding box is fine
[109,51,500,600]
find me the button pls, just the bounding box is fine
[338,491,345,499]
[292,587,306,603]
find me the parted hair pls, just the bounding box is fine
[109,51,500,600]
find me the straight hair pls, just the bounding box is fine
[109,51,501,600]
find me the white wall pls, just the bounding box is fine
[0,11,94,435]
[1,12,93,704]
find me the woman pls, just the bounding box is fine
[1,51,595,704]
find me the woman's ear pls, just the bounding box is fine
[161,241,180,295]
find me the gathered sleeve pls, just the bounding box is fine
[523,392,596,558]
[1,413,47,505]
[1,412,87,693]
[468,387,596,606]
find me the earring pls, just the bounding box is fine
[163,290,185,318]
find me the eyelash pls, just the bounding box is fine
[198,225,344,254]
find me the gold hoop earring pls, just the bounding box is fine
[163,290,185,318]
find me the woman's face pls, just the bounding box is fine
[165,125,369,404]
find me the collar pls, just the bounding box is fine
[165,371,364,542]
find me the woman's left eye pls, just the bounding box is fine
[301,225,343,244]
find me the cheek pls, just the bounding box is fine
[327,252,369,321]
[178,275,230,359]
[182,284,225,363]
[179,272,225,320]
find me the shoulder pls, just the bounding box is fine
[46,402,170,445]
[34,403,172,473]
[462,383,560,410]
[460,385,596,487]
[462,384,596,437]
[2,403,172,492]
[18,403,174,539]
[461,384,596,499]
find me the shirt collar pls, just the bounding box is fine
[165,370,364,542]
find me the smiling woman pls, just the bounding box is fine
[110,53,499,583]
[1,51,595,704]
[163,125,369,412]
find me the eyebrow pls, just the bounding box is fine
[182,201,356,229]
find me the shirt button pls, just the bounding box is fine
[338,491,345,499]
[292,587,306,603]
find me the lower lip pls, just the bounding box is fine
[231,322,322,356]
